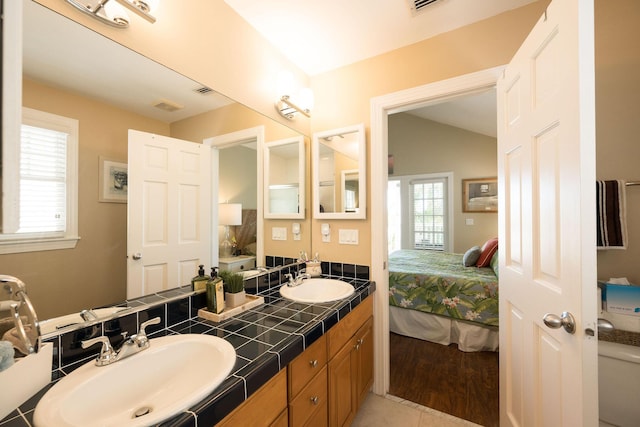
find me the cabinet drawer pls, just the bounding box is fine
[289,334,327,398]
[326,296,373,359]
[289,366,328,427]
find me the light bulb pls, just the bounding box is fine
[299,88,314,112]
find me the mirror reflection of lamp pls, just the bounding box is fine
[219,203,242,257]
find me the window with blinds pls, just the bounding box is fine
[411,178,446,251]
[18,124,68,233]
[0,107,79,254]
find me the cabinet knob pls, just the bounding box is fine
[354,338,364,350]
[309,359,318,368]
[310,396,319,405]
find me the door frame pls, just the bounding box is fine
[205,126,265,268]
[369,66,505,395]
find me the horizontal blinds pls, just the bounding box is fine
[19,124,68,233]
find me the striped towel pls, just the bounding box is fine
[596,180,627,249]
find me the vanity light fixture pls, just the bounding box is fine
[275,71,314,120]
[65,0,159,28]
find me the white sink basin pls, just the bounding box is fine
[280,278,355,303]
[33,334,236,427]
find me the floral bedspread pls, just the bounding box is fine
[389,249,499,327]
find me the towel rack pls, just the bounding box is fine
[625,181,640,186]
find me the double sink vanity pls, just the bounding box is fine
[3,262,374,427]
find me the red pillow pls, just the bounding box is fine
[476,238,498,267]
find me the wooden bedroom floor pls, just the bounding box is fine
[389,332,499,427]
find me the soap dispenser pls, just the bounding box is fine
[191,265,208,292]
[206,267,225,314]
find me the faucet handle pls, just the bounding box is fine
[139,317,161,336]
[81,336,116,366]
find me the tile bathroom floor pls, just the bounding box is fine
[353,393,483,427]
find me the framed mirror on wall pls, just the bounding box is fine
[0,0,310,324]
[312,123,366,219]
[264,136,305,219]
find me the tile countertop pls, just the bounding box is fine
[2,277,375,427]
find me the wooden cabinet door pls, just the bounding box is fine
[328,342,357,427]
[217,369,287,427]
[355,317,374,408]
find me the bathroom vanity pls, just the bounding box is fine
[1,262,373,427]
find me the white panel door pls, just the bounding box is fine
[498,1,597,426]
[127,130,211,299]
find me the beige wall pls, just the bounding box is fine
[308,1,549,265]
[32,0,549,269]
[595,0,640,284]
[389,114,498,253]
[3,78,169,319]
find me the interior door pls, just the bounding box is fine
[497,0,597,425]
[127,130,211,299]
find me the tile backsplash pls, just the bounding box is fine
[40,256,370,376]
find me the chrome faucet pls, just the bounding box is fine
[81,317,161,366]
[80,309,99,321]
[284,270,311,287]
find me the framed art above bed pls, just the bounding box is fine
[462,177,498,212]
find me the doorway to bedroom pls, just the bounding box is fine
[385,89,500,427]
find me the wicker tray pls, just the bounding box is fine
[197,294,264,322]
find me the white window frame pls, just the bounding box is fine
[0,107,80,254]
[391,172,453,252]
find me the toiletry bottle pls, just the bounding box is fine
[206,267,225,314]
[191,265,208,292]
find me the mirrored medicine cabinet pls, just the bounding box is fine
[312,123,366,219]
[263,136,306,219]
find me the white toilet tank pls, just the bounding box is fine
[598,340,640,427]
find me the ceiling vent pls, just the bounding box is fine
[408,0,442,16]
[152,99,183,112]
[194,86,214,95]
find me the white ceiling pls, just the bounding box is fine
[223,0,530,137]
[406,88,497,137]
[224,0,536,76]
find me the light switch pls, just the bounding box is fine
[339,229,359,245]
[271,227,287,241]
[465,218,474,226]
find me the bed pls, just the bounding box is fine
[388,249,499,352]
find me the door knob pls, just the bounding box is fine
[543,311,576,334]
[132,253,142,260]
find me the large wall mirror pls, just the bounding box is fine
[264,136,305,219]
[0,0,310,323]
[312,123,366,219]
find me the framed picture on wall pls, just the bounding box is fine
[462,177,498,212]
[99,156,128,203]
